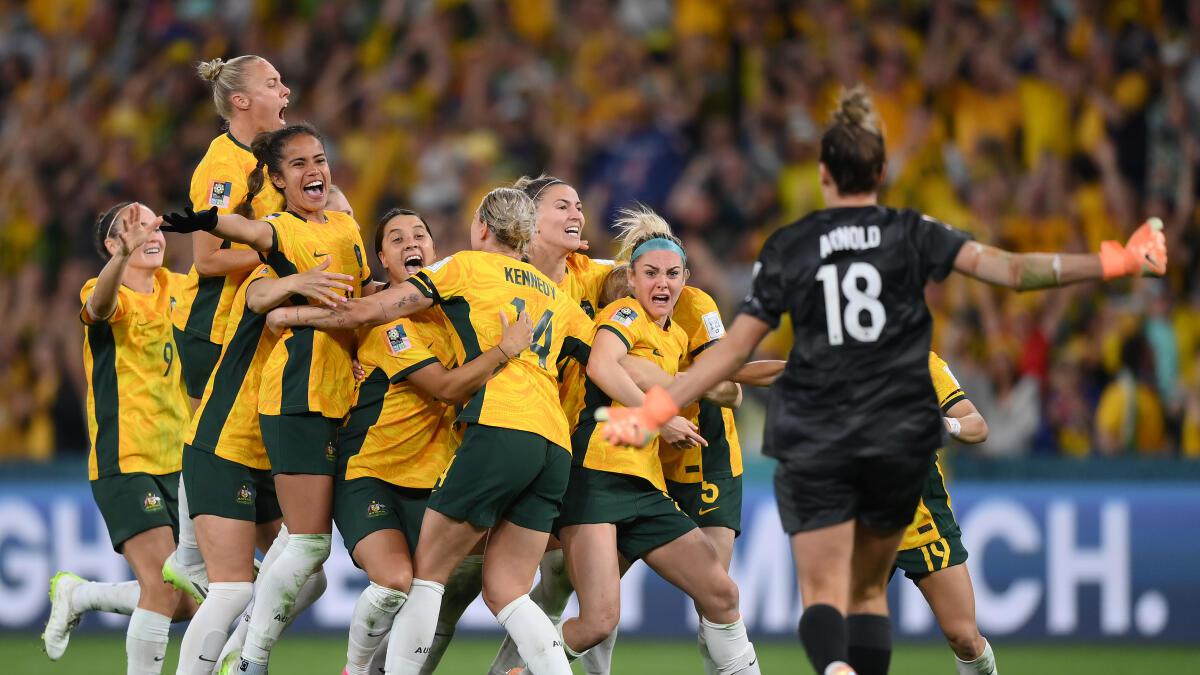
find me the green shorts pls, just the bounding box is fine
[334,476,430,560]
[183,444,282,524]
[174,327,221,400]
[558,465,697,561]
[666,475,743,534]
[91,471,180,552]
[894,533,969,582]
[260,413,339,476]
[426,425,570,533]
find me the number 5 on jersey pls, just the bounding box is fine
[816,262,887,345]
[510,297,555,369]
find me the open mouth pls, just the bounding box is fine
[143,245,162,255]
[278,102,288,123]
[650,292,671,306]
[404,254,424,274]
[564,224,581,239]
[303,180,325,200]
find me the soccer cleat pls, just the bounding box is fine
[1100,217,1167,279]
[823,662,857,675]
[505,669,526,675]
[42,571,85,660]
[163,549,209,604]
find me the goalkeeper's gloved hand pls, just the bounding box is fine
[160,206,219,234]
[1100,217,1167,279]
[596,386,679,447]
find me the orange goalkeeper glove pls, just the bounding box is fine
[595,386,679,447]
[1100,217,1167,279]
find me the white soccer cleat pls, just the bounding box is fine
[162,549,210,604]
[42,571,85,660]
[824,662,857,675]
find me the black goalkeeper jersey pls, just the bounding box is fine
[741,206,973,461]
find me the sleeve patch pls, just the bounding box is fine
[385,324,411,354]
[701,311,725,340]
[612,305,638,327]
[209,181,233,208]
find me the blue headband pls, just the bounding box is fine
[631,238,686,267]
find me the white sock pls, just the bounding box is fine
[174,475,204,566]
[240,533,331,666]
[558,621,586,662]
[217,567,326,666]
[495,594,572,675]
[697,626,718,675]
[72,580,140,615]
[384,579,444,675]
[700,617,760,674]
[126,608,171,675]
[488,550,574,674]
[175,581,253,675]
[215,523,290,664]
[419,555,482,675]
[346,583,407,675]
[956,639,997,674]
[368,639,389,675]
[580,626,618,675]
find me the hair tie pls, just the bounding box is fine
[631,238,686,267]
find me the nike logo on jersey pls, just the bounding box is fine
[313,251,329,258]
[698,506,720,516]
[652,348,663,357]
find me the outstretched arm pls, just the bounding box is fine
[664,315,772,409]
[620,356,742,408]
[268,281,433,332]
[953,218,1166,291]
[192,231,263,276]
[730,360,785,387]
[85,204,158,322]
[160,207,275,251]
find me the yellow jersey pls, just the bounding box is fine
[660,286,743,483]
[257,210,372,418]
[576,297,688,490]
[408,250,593,450]
[338,311,458,489]
[81,268,190,479]
[556,253,615,429]
[174,133,286,343]
[899,351,967,551]
[186,265,281,470]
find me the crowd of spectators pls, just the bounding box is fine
[1,0,1198,461]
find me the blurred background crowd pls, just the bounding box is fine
[1,0,1198,463]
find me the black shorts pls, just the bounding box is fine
[773,450,931,534]
[91,471,180,552]
[174,327,221,400]
[183,444,282,524]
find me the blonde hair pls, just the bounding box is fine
[477,187,536,256]
[599,264,632,307]
[197,55,266,121]
[612,205,683,263]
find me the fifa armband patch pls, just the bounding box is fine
[386,324,411,354]
[701,311,725,340]
[612,306,638,327]
[209,181,233,208]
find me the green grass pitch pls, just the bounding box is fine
[6,634,1199,674]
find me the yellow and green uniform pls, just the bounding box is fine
[662,286,744,532]
[559,297,697,561]
[182,265,284,524]
[334,311,460,555]
[407,250,593,532]
[173,133,285,397]
[81,268,190,548]
[556,253,614,429]
[894,351,969,580]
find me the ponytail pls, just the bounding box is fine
[236,160,266,218]
[612,205,684,265]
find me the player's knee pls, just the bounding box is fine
[849,574,889,605]
[286,533,332,573]
[699,574,740,618]
[140,577,183,608]
[369,566,413,593]
[576,606,620,647]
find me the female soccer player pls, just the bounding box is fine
[160,124,364,674]
[335,208,532,675]
[855,352,996,675]
[485,174,618,675]
[556,208,761,675]
[45,203,195,673]
[268,187,593,675]
[163,53,292,607]
[601,87,1166,675]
